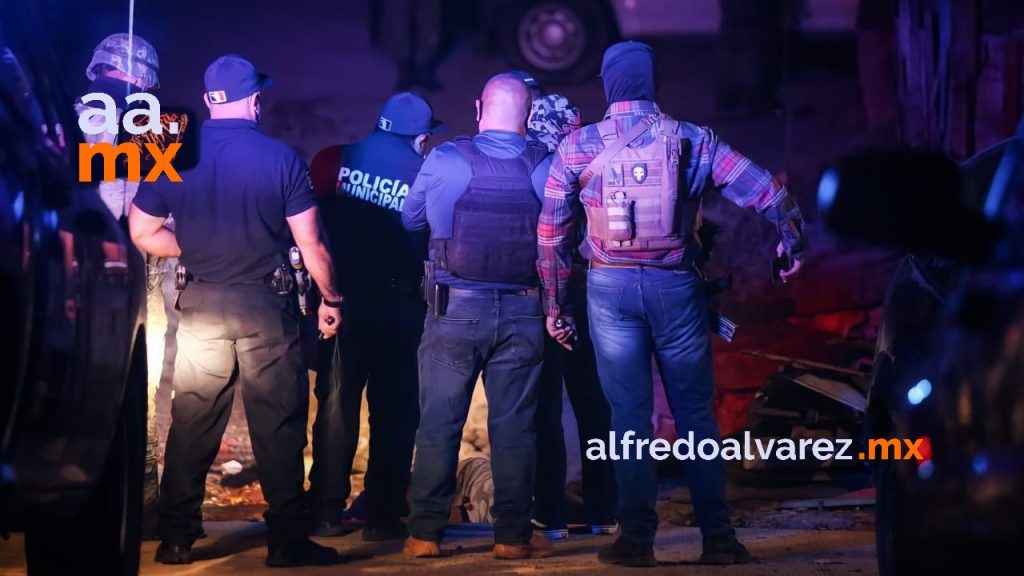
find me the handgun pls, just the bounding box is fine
[289,246,311,316]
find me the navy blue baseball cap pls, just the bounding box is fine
[376,92,445,136]
[507,70,544,100]
[204,55,272,104]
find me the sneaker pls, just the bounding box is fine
[531,519,568,541]
[591,522,619,535]
[699,532,752,565]
[535,527,568,540]
[265,538,339,567]
[154,542,193,565]
[597,537,657,568]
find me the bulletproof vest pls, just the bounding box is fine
[431,137,548,285]
[583,115,701,255]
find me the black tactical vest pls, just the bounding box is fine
[430,137,548,285]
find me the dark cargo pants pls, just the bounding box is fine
[309,291,424,527]
[158,282,310,546]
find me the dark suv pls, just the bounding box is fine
[821,132,1024,575]
[1,1,148,574]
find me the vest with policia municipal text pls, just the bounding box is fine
[582,114,701,256]
[327,131,428,292]
[430,138,549,285]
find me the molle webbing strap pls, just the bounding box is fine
[579,115,659,190]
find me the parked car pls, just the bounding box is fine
[498,0,859,83]
[820,133,1024,575]
[0,1,147,573]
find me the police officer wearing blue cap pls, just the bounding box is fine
[130,55,343,567]
[308,92,443,541]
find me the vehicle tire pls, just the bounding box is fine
[500,0,614,86]
[25,332,146,576]
[875,449,916,576]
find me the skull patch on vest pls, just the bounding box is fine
[632,163,648,184]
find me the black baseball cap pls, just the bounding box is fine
[377,92,446,136]
[204,55,272,104]
[507,70,544,100]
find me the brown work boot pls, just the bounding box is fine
[403,536,441,558]
[494,534,555,560]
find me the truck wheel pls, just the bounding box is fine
[875,449,917,576]
[25,333,146,575]
[500,0,614,86]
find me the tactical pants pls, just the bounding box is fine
[309,291,424,527]
[158,282,310,546]
[534,284,617,529]
[408,291,544,546]
[586,267,732,545]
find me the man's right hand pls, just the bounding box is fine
[318,302,342,339]
[546,316,576,351]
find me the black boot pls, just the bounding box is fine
[267,514,340,567]
[699,531,752,565]
[597,536,657,567]
[266,538,339,567]
[312,518,355,538]
[362,522,408,542]
[154,541,193,565]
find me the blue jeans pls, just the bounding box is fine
[408,291,545,545]
[586,267,732,544]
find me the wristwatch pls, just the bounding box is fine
[322,296,344,308]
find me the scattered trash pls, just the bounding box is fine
[220,460,243,475]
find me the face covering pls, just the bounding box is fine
[601,41,657,105]
[86,75,141,110]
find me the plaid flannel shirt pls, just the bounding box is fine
[537,100,806,317]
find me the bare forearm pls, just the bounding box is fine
[132,227,181,258]
[300,240,340,301]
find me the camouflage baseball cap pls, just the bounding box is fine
[527,94,582,153]
[86,33,160,90]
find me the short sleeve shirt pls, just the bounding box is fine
[134,119,315,283]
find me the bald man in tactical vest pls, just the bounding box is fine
[401,73,554,560]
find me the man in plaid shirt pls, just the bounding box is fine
[538,41,806,567]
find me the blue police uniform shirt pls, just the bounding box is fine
[134,119,315,284]
[402,130,552,291]
[321,129,428,295]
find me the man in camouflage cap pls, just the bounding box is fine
[78,32,161,219]
[86,32,160,91]
[77,34,176,503]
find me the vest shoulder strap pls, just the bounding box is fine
[580,114,660,189]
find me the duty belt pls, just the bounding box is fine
[187,265,294,294]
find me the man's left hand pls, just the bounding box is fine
[546,316,576,351]
[318,302,342,339]
[776,241,804,283]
